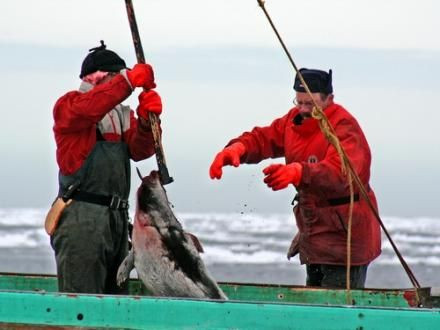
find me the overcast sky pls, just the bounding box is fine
[1,0,439,218]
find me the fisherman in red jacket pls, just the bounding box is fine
[209,68,381,288]
[50,41,162,293]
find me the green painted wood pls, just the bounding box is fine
[1,290,440,330]
[0,273,57,292]
[220,283,424,308]
[0,273,427,308]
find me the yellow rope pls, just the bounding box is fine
[312,105,354,304]
[312,103,422,305]
[256,0,422,306]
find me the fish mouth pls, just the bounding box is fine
[149,170,160,181]
[144,171,161,187]
[136,168,160,184]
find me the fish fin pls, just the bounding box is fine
[116,249,135,287]
[185,232,204,253]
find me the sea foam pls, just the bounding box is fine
[0,208,439,266]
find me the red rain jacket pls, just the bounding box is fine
[230,103,381,266]
[53,74,157,175]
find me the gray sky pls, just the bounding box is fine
[1,0,440,217]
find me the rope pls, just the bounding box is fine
[256,0,422,304]
[313,101,421,290]
[313,104,354,303]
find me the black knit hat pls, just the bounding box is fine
[79,40,127,79]
[294,68,333,94]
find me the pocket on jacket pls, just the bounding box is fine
[332,209,348,233]
[329,204,363,233]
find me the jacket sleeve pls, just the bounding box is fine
[53,75,132,133]
[228,112,292,164]
[300,116,372,195]
[123,113,158,161]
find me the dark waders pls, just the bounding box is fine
[306,264,368,289]
[51,140,131,294]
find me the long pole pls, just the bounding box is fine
[124,0,173,185]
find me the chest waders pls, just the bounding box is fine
[51,140,131,294]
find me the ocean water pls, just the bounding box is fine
[0,208,439,289]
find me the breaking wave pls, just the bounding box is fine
[1,208,440,267]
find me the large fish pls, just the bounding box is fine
[117,170,227,300]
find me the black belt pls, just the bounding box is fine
[328,184,370,206]
[292,193,361,207]
[327,194,359,206]
[71,190,129,210]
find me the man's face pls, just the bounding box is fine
[294,92,333,117]
[96,72,117,85]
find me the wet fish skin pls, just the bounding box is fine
[117,171,227,300]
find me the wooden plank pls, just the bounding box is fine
[1,290,440,329]
[0,272,430,308]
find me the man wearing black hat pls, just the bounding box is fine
[50,41,163,294]
[209,68,381,288]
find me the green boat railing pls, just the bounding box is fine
[1,272,440,329]
[0,272,437,308]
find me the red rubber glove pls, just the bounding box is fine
[209,142,246,179]
[262,162,303,191]
[137,90,162,119]
[126,63,156,89]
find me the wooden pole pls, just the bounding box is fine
[125,0,173,185]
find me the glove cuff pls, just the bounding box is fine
[291,162,303,186]
[119,69,133,90]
